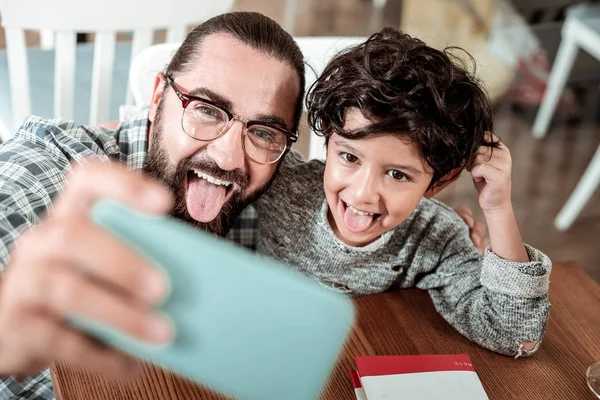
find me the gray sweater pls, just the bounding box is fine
[255,151,552,357]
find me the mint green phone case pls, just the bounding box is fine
[69,201,354,400]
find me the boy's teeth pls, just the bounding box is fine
[348,204,374,216]
[193,170,232,187]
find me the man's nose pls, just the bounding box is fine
[206,121,246,171]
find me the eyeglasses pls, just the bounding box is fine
[166,75,297,164]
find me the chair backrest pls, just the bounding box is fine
[294,37,366,159]
[129,43,181,107]
[0,0,234,140]
[129,37,367,160]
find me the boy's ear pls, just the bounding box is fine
[424,167,462,198]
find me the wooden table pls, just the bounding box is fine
[51,261,600,399]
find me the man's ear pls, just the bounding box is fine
[148,73,167,123]
[424,167,462,198]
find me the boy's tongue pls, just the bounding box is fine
[186,173,227,222]
[343,206,374,233]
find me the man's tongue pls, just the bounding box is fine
[186,174,227,222]
[343,206,374,233]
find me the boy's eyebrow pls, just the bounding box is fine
[386,163,423,175]
[335,141,364,158]
[335,140,423,175]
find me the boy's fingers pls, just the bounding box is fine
[485,131,499,143]
[470,164,492,181]
[474,154,503,172]
[468,145,495,170]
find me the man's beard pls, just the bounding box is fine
[144,100,269,236]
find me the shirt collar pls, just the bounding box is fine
[112,108,150,171]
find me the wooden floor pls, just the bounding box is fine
[0,0,598,282]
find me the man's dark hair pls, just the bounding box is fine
[166,12,305,132]
[306,27,496,188]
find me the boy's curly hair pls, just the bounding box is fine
[306,28,497,188]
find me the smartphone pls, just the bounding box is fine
[68,200,355,400]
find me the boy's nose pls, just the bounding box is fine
[350,171,380,205]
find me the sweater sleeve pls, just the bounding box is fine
[415,223,551,357]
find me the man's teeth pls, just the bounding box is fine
[347,204,374,216]
[193,170,232,187]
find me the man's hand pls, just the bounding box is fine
[0,162,174,377]
[454,206,489,255]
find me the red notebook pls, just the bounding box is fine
[352,354,489,399]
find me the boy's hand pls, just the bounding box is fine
[467,132,512,215]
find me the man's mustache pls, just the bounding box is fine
[184,157,249,192]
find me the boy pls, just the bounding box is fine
[255,28,551,357]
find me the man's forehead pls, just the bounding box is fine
[177,33,300,129]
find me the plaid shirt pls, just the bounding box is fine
[0,110,258,399]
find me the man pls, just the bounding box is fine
[0,12,487,399]
[0,12,304,398]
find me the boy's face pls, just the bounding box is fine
[324,108,434,247]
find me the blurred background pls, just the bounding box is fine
[0,0,598,282]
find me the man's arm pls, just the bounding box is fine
[0,130,173,380]
[99,121,120,130]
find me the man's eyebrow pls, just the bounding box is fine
[255,114,290,131]
[186,88,290,131]
[188,87,233,110]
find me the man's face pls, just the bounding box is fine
[146,33,300,235]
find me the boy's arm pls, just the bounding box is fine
[471,133,540,349]
[416,133,551,357]
[415,226,551,357]
[468,133,529,263]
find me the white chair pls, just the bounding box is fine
[0,0,234,142]
[295,37,367,160]
[554,145,600,230]
[129,43,181,109]
[532,3,600,230]
[128,37,367,161]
